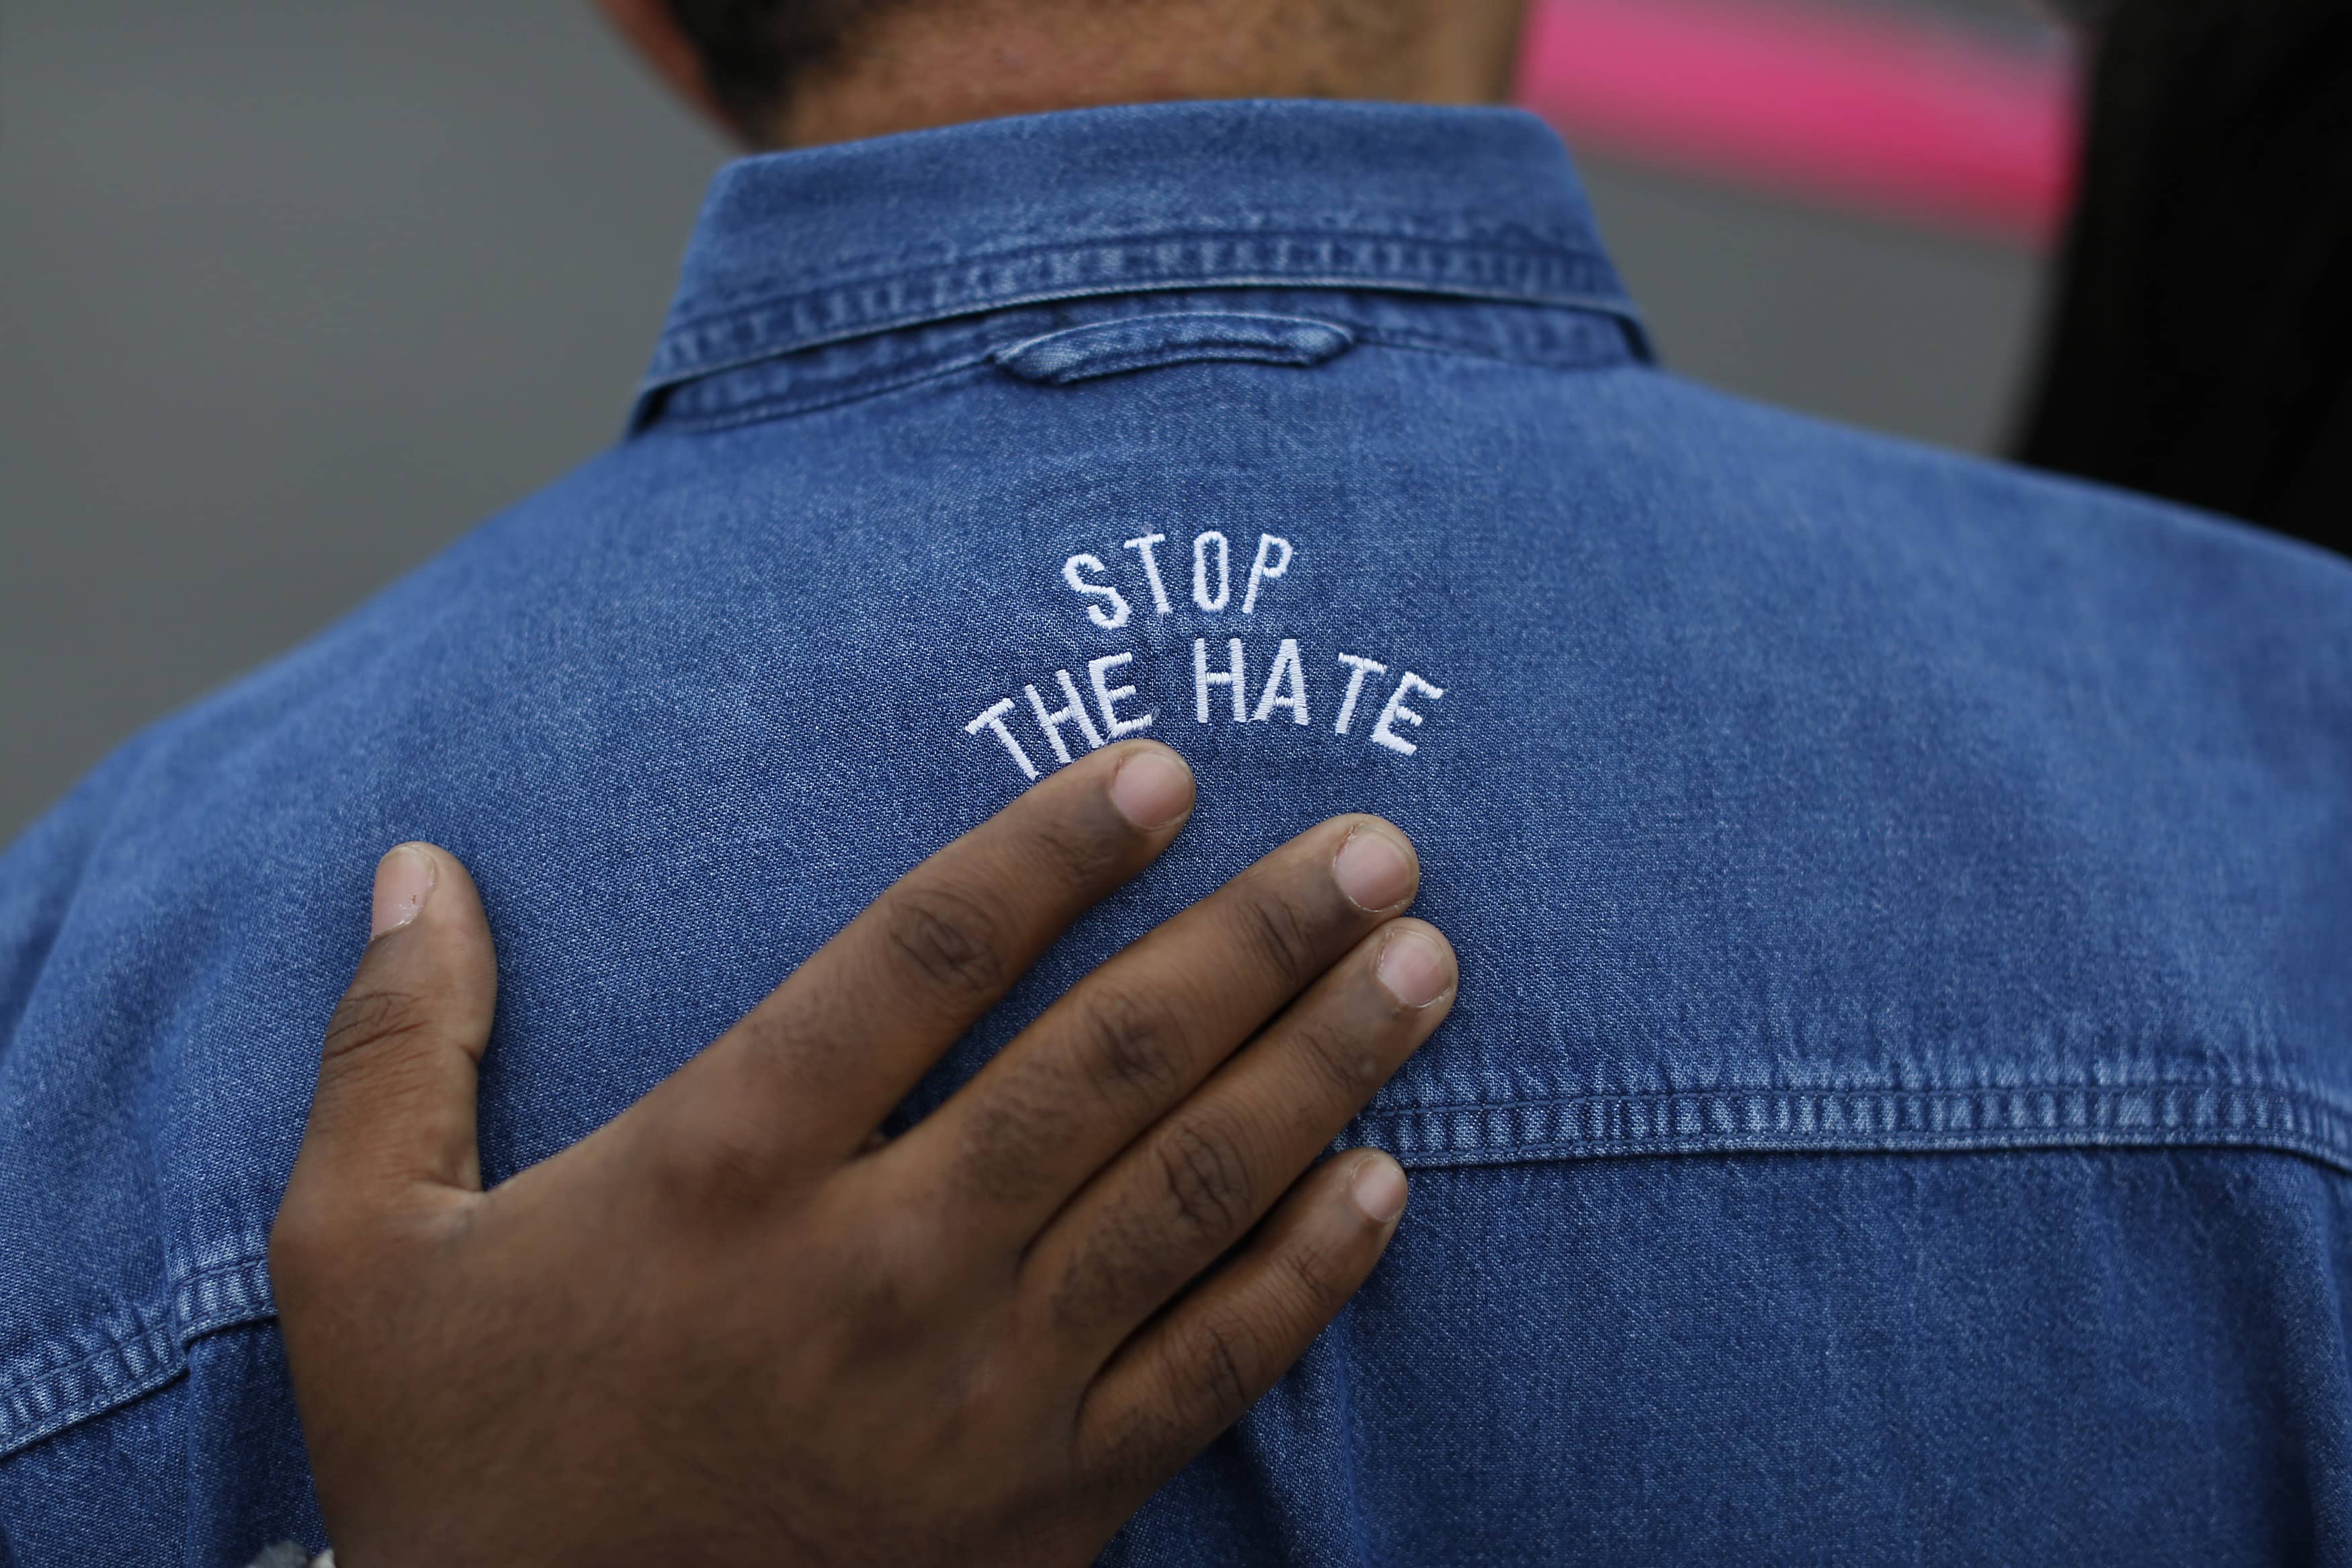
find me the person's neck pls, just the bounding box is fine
[761,0,1528,149]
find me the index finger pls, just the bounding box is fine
[650,739,1197,1170]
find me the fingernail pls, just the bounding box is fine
[370,844,435,939]
[1350,1155,1409,1225]
[1109,746,1194,830]
[1333,826,1415,912]
[1374,926,1454,1009]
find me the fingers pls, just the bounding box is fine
[1026,920,1454,1362]
[287,843,498,1205]
[1076,1150,1407,1494]
[893,816,1421,1234]
[651,740,1197,1170]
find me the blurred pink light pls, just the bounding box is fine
[1514,0,2079,244]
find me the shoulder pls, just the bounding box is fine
[1482,366,2352,656]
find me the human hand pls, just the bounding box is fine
[269,740,1458,1566]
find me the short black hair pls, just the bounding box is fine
[663,0,889,128]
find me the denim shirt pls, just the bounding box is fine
[3,102,2349,1566]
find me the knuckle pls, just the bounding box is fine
[1181,1306,1265,1425]
[1045,1232,1120,1334]
[1234,883,1325,992]
[1285,1010,1388,1097]
[1046,1191,1187,1338]
[1081,1395,1182,1493]
[1274,1228,1352,1313]
[319,986,431,1068]
[881,881,1012,1004]
[956,1080,1074,1207]
[1025,809,1128,889]
[1076,984,1191,1111]
[1152,1113,1259,1244]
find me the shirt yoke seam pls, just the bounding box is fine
[5,1080,2350,1460]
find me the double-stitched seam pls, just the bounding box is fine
[0,1256,276,1461]
[175,1256,275,1342]
[1356,1082,2352,1177]
[1371,1072,2352,1122]
[653,356,1002,436]
[0,1303,179,1462]
[646,315,1639,434]
[1338,329,1634,374]
[641,230,1640,404]
[658,225,1627,339]
[13,1082,2340,1456]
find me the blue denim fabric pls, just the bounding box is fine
[2,101,2349,1565]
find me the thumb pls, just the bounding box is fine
[296,842,499,1201]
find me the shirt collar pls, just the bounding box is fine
[640,99,1648,410]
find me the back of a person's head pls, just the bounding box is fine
[660,0,884,133]
[614,0,1529,147]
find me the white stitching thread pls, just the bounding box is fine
[964,699,1040,780]
[1252,638,1312,726]
[1026,670,1107,765]
[1089,652,1154,738]
[1241,533,1293,614]
[1333,654,1388,736]
[1370,671,1445,756]
[1194,637,1247,723]
[1191,531,1232,612]
[962,533,1452,779]
[1123,532,1174,615]
[1062,553,1132,631]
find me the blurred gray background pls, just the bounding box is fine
[0,0,2048,838]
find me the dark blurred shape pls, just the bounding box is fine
[662,0,862,128]
[2018,0,2352,553]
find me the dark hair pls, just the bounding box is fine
[2017,0,2352,554]
[663,0,888,128]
